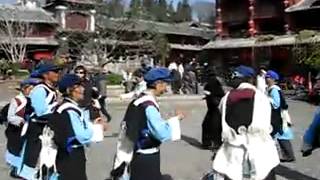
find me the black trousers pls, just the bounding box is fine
[278,139,296,160]
[202,109,222,147]
[23,121,45,168]
[56,147,87,180]
[130,152,161,180]
[5,124,23,156]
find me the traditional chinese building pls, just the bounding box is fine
[97,17,214,65]
[203,0,309,75]
[0,5,59,62]
[43,0,96,58]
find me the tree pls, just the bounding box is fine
[153,0,169,22]
[142,0,154,12]
[175,0,192,22]
[0,9,30,63]
[167,1,176,22]
[129,0,142,17]
[293,30,320,69]
[107,0,125,18]
[181,0,192,22]
[175,1,183,22]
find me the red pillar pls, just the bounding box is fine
[215,0,223,39]
[248,0,257,37]
[284,0,291,34]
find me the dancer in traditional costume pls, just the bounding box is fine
[111,68,185,180]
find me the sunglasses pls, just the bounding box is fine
[75,71,85,74]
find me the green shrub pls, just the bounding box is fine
[107,73,122,85]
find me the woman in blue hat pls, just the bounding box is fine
[111,68,185,180]
[19,62,62,179]
[47,74,105,180]
[5,78,40,178]
[266,70,295,163]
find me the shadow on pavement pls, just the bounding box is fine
[275,165,318,180]
[181,135,203,149]
[162,174,174,180]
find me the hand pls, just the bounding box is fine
[102,122,109,132]
[175,110,185,120]
[94,117,103,124]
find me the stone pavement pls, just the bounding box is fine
[0,93,319,179]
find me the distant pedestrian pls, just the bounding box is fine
[256,67,267,94]
[120,69,147,100]
[201,69,224,150]
[266,70,295,163]
[75,65,111,122]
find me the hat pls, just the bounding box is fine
[30,69,41,78]
[266,70,279,80]
[58,74,81,93]
[19,78,41,89]
[144,68,172,85]
[36,62,61,75]
[234,65,255,78]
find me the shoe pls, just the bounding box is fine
[9,168,21,179]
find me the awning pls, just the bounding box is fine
[203,35,320,50]
[0,37,59,46]
[285,0,320,12]
[169,43,202,51]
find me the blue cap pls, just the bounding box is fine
[30,69,41,78]
[20,78,41,89]
[234,65,256,78]
[35,62,61,75]
[144,68,172,85]
[58,74,81,93]
[266,70,279,80]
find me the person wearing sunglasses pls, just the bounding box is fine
[19,62,61,179]
[74,65,111,123]
[46,74,105,180]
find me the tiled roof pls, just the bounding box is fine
[97,17,214,40]
[0,5,57,24]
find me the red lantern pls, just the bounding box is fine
[249,6,254,11]
[249,0,255,4]
[217,8,222,13]
[217,28,222,33]
[284,0,289,6]
[216,19,222,25]
[248,20,255,27]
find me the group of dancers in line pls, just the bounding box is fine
[3,63,108,179]
[3,62,320,180]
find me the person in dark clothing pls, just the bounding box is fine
[202,70,225,149]
[74,65,112,122]
[171,69,182,94]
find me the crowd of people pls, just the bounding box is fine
[2,59,320,180]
